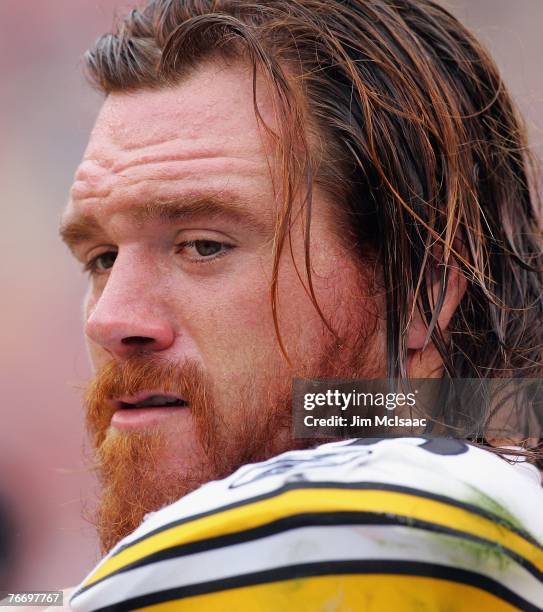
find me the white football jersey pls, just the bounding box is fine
[70,438,543,611]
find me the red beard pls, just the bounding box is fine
[83,322,380,554]
[84,355,296,554]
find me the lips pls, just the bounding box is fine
[115,392,188,410]
[109,391,189,429]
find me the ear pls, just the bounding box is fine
[407,256,467,351]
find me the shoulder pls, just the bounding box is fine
[70,439,543,611]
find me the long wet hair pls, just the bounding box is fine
[83,0,543,451]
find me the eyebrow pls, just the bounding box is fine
[59,194,272,251]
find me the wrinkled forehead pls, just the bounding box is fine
[82,59,279,165]
[61,57,339,244]
[60,59,288,231]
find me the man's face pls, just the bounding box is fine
[62,59,384,551]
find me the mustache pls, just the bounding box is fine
[84,355,208,448]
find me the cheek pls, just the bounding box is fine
[86,341,104,373]
[276,254,366,346]
[82,290,108,371]
[189,244,374,380]
[83,288,95,320]
[188,271,279,371]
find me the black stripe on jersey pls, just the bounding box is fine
[108,481,542,557]
[71,510,543,598]
[90,560,543,612]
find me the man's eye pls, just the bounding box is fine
[178,240,233,261]
[194,240,223,256]
[85,251,117,274]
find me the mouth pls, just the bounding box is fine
[110,392,189,429]
[115,392,188,410]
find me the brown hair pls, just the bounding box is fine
[84,0,543,449]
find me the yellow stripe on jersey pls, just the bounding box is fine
[82,487,543,589]
[138,574,517,611]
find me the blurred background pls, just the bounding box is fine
[1,0,542,593]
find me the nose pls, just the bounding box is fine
[85,252,176,358]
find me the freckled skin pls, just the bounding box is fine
[63,59,386,475]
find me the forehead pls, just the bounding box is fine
[63,59,280,226]
[88,59,276,159]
